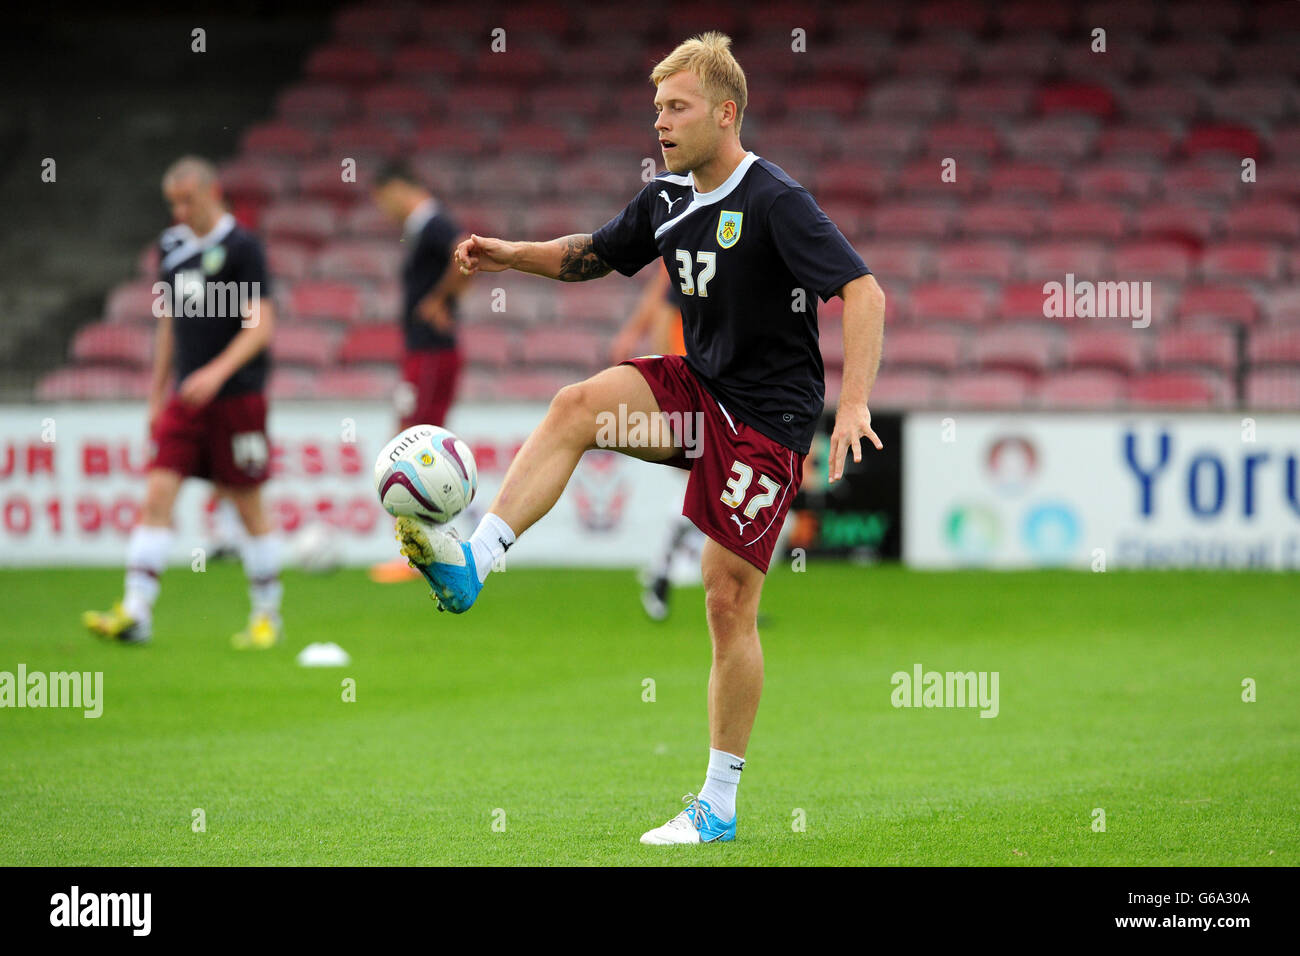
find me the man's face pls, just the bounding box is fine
[654,71,726,175]
[373,180,408,223]
[163,174,219,231]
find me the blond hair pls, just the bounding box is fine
[162,155,218,189]
[650,31,748,136]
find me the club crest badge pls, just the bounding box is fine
[716,210,743,249]
[202,244,227,275]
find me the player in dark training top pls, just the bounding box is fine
[390,32,886,844]
[83,156,284,650]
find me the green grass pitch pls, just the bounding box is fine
[1,563,1296,866]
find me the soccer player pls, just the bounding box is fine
[609,263,705,621]
[396,33,885,844]
[83,156,282,649]
[369,161,471,583]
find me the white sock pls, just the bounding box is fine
[123,525,174,623]
[698,748,744,821]
[468,512,516,584]
[211,497,247,551]
[241,533,283,620]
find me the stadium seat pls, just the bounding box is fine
[868,202,957,240]
[817,160,894,200]
[360,83,437,121]
[316,367,397,399]
[498,122,578,159]
[497,370,581,402]
[297,160,373,203]
[1153,328,1237,372]
[882,327,965,372]
[1005,118,1098,162]
[1182,124,1263,161]
[942,371,1033,408]
[1112,241,1194,281]
[999,283,1053,323]
[975,39,1057,77]
[908,282,992,325]
[1248,330,1300,366]
[240,122,318,160]
[276,83,358,123]
[553,284,636,325]
[935,241,1020,281]
[1201,243,1283,282]
[338,326,402,365]
[972,325,1058,374]
[327,121,410,160]
[1264,289,1300,326]
[1208,81,1295,124]
[341,203,396,240]
[315,241,401,283]
[267,368,319,401]
[1074,164,1156,202]
[261,202,338,247]
[267,243,311,283]
[1223,203,1300,242]
[1244,370,1300,409]
[1064,328,1146,374]
[893,39,972,78]
[867,80,950,119]
[953,82,1034,119]
[1096,125,1176,160]
[71,323,152,367]
[1166,2,1242,33]
[36,367,151,401]
[1047,201,1131,241]
[273,326,339,368]
[290,282,364,324]
[856,242,932,282]
[866,371,941,409]
[520,328,606,370]
[915,0,989,32]
[986,163,1066,199]
[104,282,161,324]
[391,44,468,83]
[1036,370,1127,409]
[304,44,387,85]
[332,6,416,45]
[1021,242,1108,281]
[1177,285,1259,326]
[1145,42,1226,79]
[1134,202,1217,244]
[895,159,986,198]
[922,121,1001,159]
[1128,371,1232,408]
[782,83,864,120]
[220,160,294,206]
[836,122,924,160]
[1158,163,1242,202]
[458,327,515,371]
[1058,44,1142,81]
[1036,83,1116,120]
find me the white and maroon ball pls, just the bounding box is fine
[373,424,477,524]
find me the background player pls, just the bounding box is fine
[83,156,282,649]
[609,262,705,621]
[369,161,472,583]
[395,33,886,844]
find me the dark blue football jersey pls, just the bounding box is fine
[592,153,869,453]
[157,212,272,398]
[402,201,462,352]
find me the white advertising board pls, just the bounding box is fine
[904,414,1300,570]
[0,402,691,569]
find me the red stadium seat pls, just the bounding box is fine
[1248,330,1300,366]
[869,202,957,240]
[497,123,577,159]
[961,201,1046,239]
[935,241,1020,281]
[261,202,338,247]
[220,160,293,205]
[1178,285,1259,326]
[1167,1,1243,33]
[72,323,152,366]
[1145,41,1227,79]
[1083,0,1160,32]
[267,368,318,401]
[1064,328,1146,374]
[894,39,972,77]
[1224,203,1300,242]
[1096,125,1176,160]
[290,282,364,324]
[391,44,468,82]
[360,83,437,120]
[266,243,311,283]
[1134,202,1217,244]
[297,160,372,203]
[954,82,1034,119]
[498,370,580,402]
[1021,242,1108,281]
[837,122,924,160]
[1158,163,1242,202]
[883,328,965,372]
[37,367,151,401]
[895,159,986,198]
[314,241,403,283]
[460,327,516,369]
[1233,40,1298,77]
[1004,119,1098,162]
[908,282,992,325]
[1122,83,1205,120]
[971,325,1057,374]
[987,163,1066,199]
[1201,243,1283,282]
[276,83,358,123]
[868,371,941,409]
[1129,371,1233,408]
[104,282,162,324]
[240,122,318,160]
[327,121,410,160]
[922,121,1001,158]
[304,44,387,85]
[782,82,865,120]
[867,80,951,119]
[857,242,932,282]
[1244,370,1300,410]
[943,371,1033,408]
[915,0,989,32]
[520,328,606,369]
[1154,329,1236,371]
[316,367,397,399]
[1112,241,1194,281]
[1058,44,1142,80]
[273,326,339,368]
[461,279,555,325]
[816,160,894,200]
[1047,201,1131,241]
[1036,370,1127,409]
[999,283,1053,322]
[339,326,401,365]
[1208,82,1295,124]
[975,39,1057,77]
[1264,289,1300,326]
[1183,124,1263,161]
[341,203,396,240]
[1074,164,1156,202]
[1036,83,1117,119]
[554,284,637,325]
[993,0,1074,31]
[464,46,551,84]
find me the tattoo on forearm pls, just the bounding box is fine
[557,234,612,281]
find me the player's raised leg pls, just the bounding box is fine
[640,539,763,844]
[225,484,283,650]
[83,468,183,644]
[398,363,676,613]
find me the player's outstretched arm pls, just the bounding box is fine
[830,274,886,482]
[454,233,612,282]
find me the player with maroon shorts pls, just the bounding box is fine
[391,34,886,844]
[83,156,282,649]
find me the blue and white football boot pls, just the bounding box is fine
[639,793,737,845]
[395,516,482,614]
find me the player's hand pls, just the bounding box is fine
[829,400,883,483]
[454,234,514,276]
[178,364,226,408]
[418,295,454,332]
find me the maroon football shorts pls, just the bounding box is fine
[621,354,805,574]
[399,346,462,431]
[150,391,270,487]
